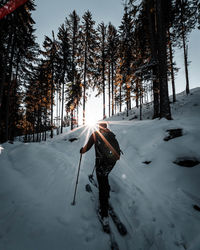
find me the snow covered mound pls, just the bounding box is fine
[0,88,200,250]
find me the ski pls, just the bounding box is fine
[85,184,119,250]
[88,175,128,236]
[108,204,127,236]
[86,183,110,233]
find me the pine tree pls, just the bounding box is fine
[79,11,97,124]
[57,23,72,132]
[95,22,107,119]
[156,0,171,119]
[173,0,199,95]
[136,0,171,120]
[107,23,119,116]
[0,0,38,142]
[42,32,59,138]
[143,0,160,118]
[119,7,135,117]
[66,11,81,129]
[24,60,51,142]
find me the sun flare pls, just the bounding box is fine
[86,115,99,128]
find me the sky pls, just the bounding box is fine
[32,0,200,122]
[32,0,124,43]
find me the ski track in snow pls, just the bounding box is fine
[0,88,200,250]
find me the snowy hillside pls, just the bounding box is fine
[0,88,200,250]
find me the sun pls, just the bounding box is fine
[86,115,99,128]
[85,110,102,129]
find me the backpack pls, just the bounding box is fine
[95,130,121,165]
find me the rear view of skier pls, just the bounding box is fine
[80,121,120,230]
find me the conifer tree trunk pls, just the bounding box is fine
[56,93,59,135]
[44,104,47,140]
[127,68,131,111]
[140,87,142,120]
[103,76,105,119]
[51,66,54,138]
[71,109,74,130]
[129,91,131,110]
[76,104,79,127]
[0,31,4,119]
[182,35,189,95]
[119,82,122,113]
[59,91,61,130]
[111,63,114,116]
[146,0,159,118]
[83,43,87,125]
[125,76,129,117]
[37,108,40,142]
[0,66,5,124]
[156,0,171,120]
[152,72,160,118]
[6,32,16,141]
[114,65,117,115]
[61,71,65,133]
[33,109,36,142]
[168,29,176,102]
[108,63,111,117]
[136,79,139,108]
[126,98,129,117]
[180,0,190,95]
[102,55,105,120]
[0,28,12,133]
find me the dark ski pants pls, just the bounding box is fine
[96,164,114,218]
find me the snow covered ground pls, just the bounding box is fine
[0,88,200,250]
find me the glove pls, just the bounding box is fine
[80,147,83,154]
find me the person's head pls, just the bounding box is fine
[98,121,108,131]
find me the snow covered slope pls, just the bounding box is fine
[0,88,200,250]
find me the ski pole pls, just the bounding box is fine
[88,165,96,180]
[71,153,82,206]
[91,165,96,177]
[88,165,96,185]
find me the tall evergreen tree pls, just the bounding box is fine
[25,61,51,142]
[0,0,38,142]
[135,0,171,119]
[79,11,97,124]
[95,22,107,119]
[119,7,135,117]
[57,23,72,132]
[156,0,171,119]
[144,0,160,117]
[173,0,199,95]
[42,32,59,138]
[66,11,81,129]
[107,23,119,116]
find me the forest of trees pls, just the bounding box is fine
[0,0,199,143]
